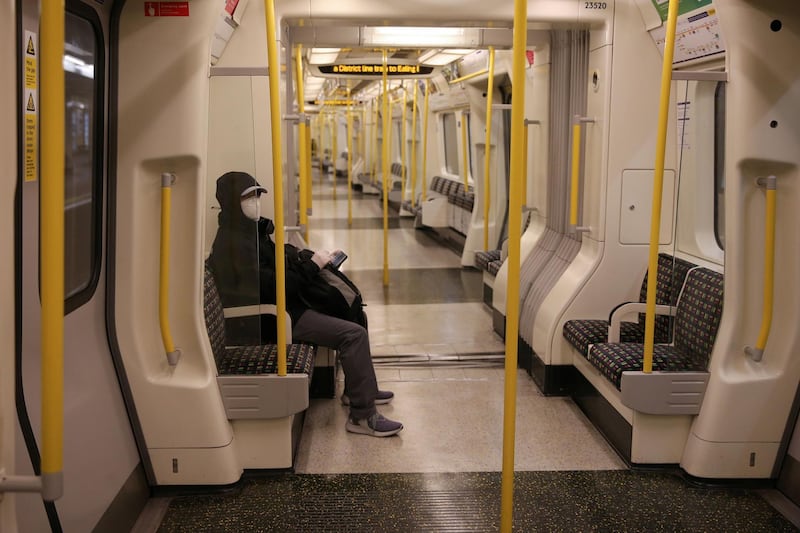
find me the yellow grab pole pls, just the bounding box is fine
[347,87,353,225]
[159,174,179,367]
[305,118,313,217]
[483,47,496,251]
[643,0,680,373]
[373,99,379,183]
[449,68,489,85]
[263,0,287,375]
[522,124,528,206]
[461,111,469,189]
[332,112,338,200]
[411,82,419,208]
[401,88,408,202]
[501,1,526,529]
[421,80,430,200]
[295,45,309,236]
[745,176,777,362]
[381,50,390,286]
[569,120,581,226]
[41,0,65,501]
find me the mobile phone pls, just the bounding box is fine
[330,251,347,269]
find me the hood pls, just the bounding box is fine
[215,171,266,227]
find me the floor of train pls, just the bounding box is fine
[139,176,800,532]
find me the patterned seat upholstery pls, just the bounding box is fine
[586,267,724,390]
[487,260,502,276]
[203,263,315,376]
[475,249,502,272]
[562,254,697,356]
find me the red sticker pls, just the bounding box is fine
[144,2,189,16]
[526,50,535,66]
[225,0,240,16]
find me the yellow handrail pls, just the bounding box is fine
[332,112,338,200]
[569,120,581,226]
[295,45,309,238]
[347,87,353,225]
[305,118,313,217]
[483,47,495,251]
[745,176,777,362]
[41,0,65,501]
[643,0,680,374]
[381,50,390,286]
[421,80,430,200]
[401,88,408,202]
[461,111,469,189]
[449,68,488,85]
[501,1,526,529]
[373,99,379,184]
[159,174,180,367]
[263,0,286,376]
[411,82,419,208]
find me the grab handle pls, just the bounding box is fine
[159,173,180,366]
[569,115,594,232]
[745,176,777,362]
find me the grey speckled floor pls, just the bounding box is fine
[157,471,798,532]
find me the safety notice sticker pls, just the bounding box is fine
[144,2,189,16]
[23,30,37,182]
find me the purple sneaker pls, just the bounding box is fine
[346,413,403,437]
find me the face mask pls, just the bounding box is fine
[240,196,260,221]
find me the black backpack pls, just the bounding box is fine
[300,266,367,328]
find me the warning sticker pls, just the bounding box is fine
[23,30,38,182]
[144,2,190,16]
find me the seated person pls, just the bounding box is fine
[208,171,402,438]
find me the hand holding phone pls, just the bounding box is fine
[330,250,347,269]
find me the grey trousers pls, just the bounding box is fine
[293,309,378,419]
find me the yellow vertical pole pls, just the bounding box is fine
[347,87,353,225]
[522,125,528,206]
[360,106,366,169]
[411,82,419,208]
[461,111,469,188]
[40,0,65,501]
[305,118,313,217]
[381,50,390,286]
[401,88,408,202]
[500,1,526,529]
[263,0,286,375]
[372,99,379,183]
[483,47,496,251]
[421,80,430,201]
[643,0,680,373]
[332,112,338,200]
[295,45,309,237]
[317,113,324,187]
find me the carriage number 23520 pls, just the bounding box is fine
[585,2,607,8]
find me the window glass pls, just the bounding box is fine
[442,112,459,176]
[63,10,101,309]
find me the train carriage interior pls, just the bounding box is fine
[3,0,800,531]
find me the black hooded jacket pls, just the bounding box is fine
[207,171,320,325]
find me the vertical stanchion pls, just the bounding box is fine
[500,2,526,529]
[40,0,65,501]
[411,82,419,208]
[295,45,309,237]
[483,46,496,251]
[381,50,390,286]
[461,111,469,188]
[643,0,680,373]
[373,99,379,184]
[347,87,353,225]
[263,0,286,375]
[421,80,430,200]
[332,112,338,200]
[401,87,408,202]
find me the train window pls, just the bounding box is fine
[63,7,103,313]
[442,112,459,176]
[713,82,725,249]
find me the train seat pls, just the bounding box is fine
[203,263,316,420]
[587,266,723,399]
[563,254,697,356]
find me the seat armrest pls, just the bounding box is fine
[608,302,676,343]
[223,304,293,341]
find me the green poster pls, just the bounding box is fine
[650,0,713,22]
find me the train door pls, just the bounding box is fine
[15,1,145,531]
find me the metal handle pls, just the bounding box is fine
[745,175,777,362]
